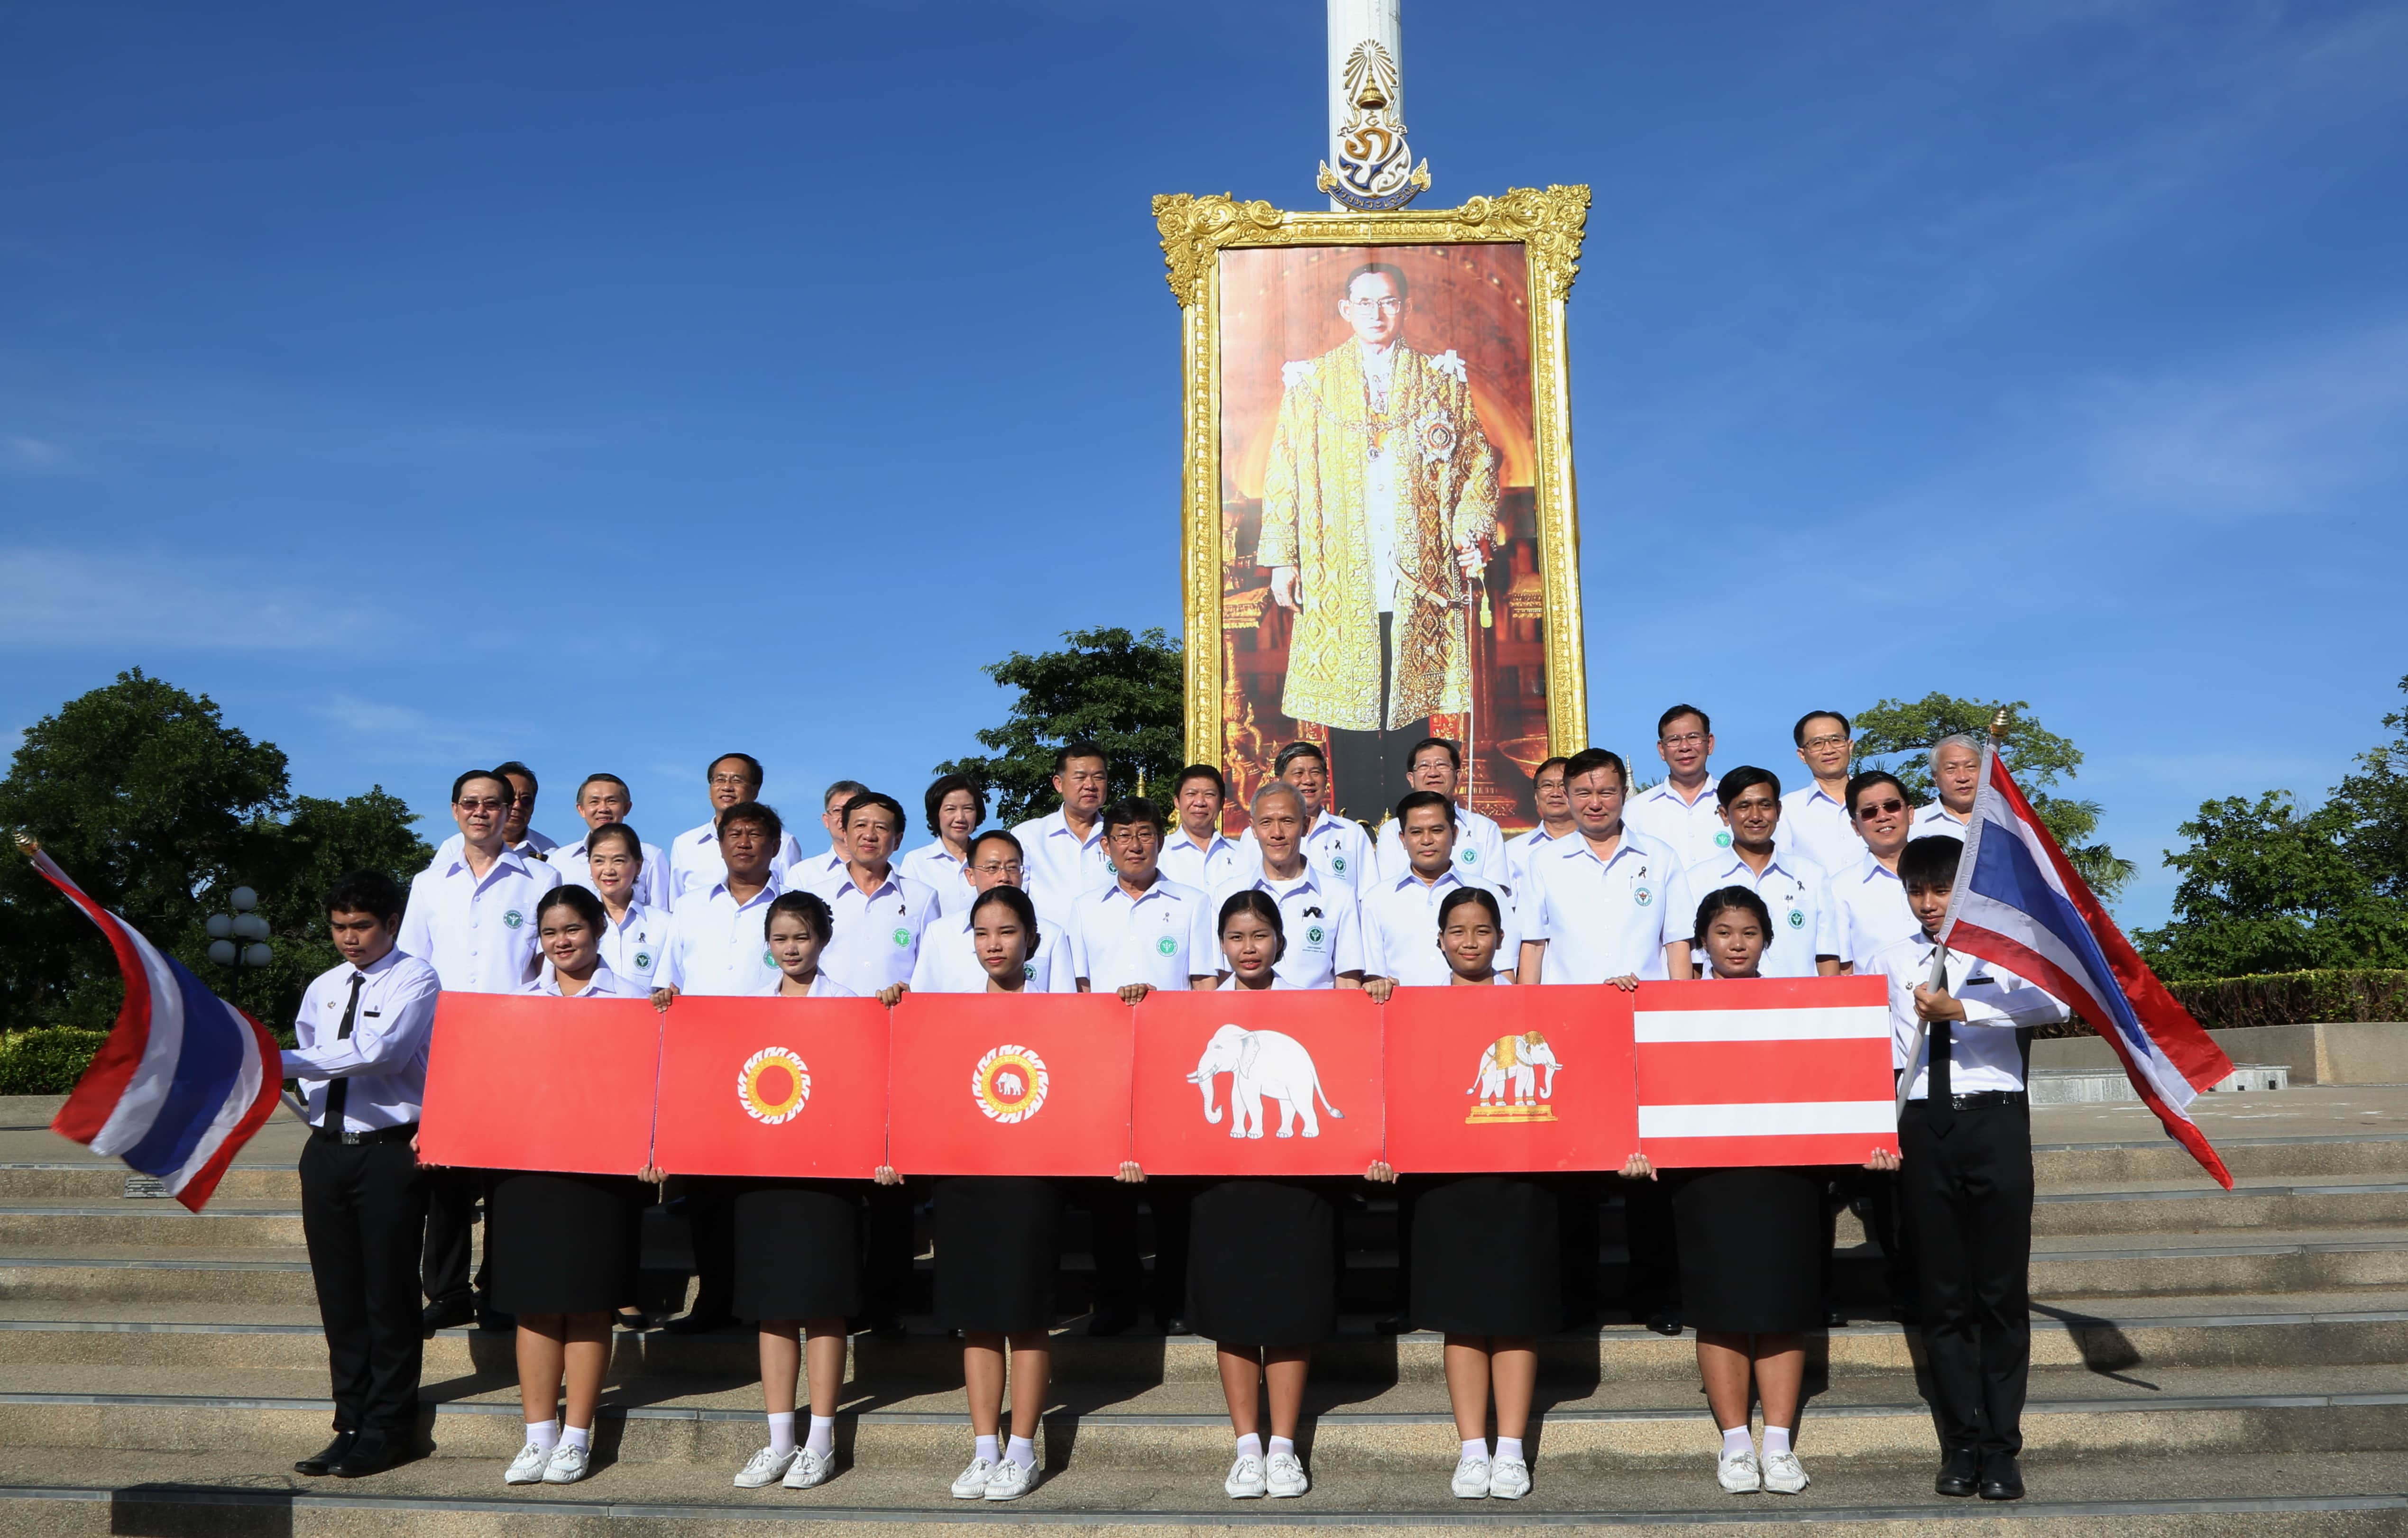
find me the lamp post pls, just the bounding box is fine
[204,885,274,972]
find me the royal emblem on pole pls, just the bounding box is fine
[1317,40,1430,211]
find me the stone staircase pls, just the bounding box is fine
[3,1088,2407,1535]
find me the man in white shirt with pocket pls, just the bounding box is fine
[1778,712,1866,875]
[667,754,805,901]
[906,829,1077,993]
[1212,781,1367,990]
[1372,736,1511,894]
[1517,749,1673,986]
[550,773,671,911]
[800,791,940,1001]
[1159,764,1243,894]
[1623,705,1730,871]
[1013,742,1115,929]
[1361,791,1516,987]
[1663,767,1841,980]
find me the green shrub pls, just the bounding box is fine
[2166,970,2408,1032]
[0,1028,110,1096]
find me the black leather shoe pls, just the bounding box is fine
[1645,1309,1684,1337]
[1087,1305,1138,1337]
[865,1314,906,1342]
[331,1432,404,1479]
[1934,1447,1980,1498]
[421,1297,473,1332]
[1979,1455,2025,1501]
[662,1310,736,1336]
[1158,1314,1191,1337]
[1372,1315,1412,1336]
[475,1302,515,1333]
[295,1431,356,1476]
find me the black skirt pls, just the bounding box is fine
[1409,1175,1562,1338]
[488,1171,643,1316]
[731,1180,862,1323]
[1186,1178,1337,1347]
[933,1176,1061,1334]
[1670,1166,1825,1334]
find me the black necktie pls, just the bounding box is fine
[1926,947,1955,1135]
[322,972,365,1132]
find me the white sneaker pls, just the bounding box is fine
[784,1447,836,1490]
[505,1441,552,1485]
[1489,1457,1531,1500]
[983,1456,1035,1501]
[1265,1450,1309,1497]
[1226,1453,1268,1498]
[1717,1446,1761,1493]
[541,1441,591,1484]
[1761,1449,1810,1494]
[1451,1454,1492,1498]
[733,1444,796,1489]
[949,1456,997,1499]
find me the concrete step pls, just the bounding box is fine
[4,1445,2407,1536]
[2030,1177,2408,1236]
[2032,1131,2408,1186]
[0,1248,317,1304]
[2023,1229,2408,1297]
[0,1163,299,1204]
[3,1361,2405,1469]
[0,1204,305,1248]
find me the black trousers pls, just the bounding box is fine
[1086,1180,1189,1321]
[1326,613,1433,826]
[1899,1100,2033,1460]
[1618,1172,1677,1319]
[862,1179,919,1320]
[681,1176,737,1320]
[301,1134,430,1436]
[420,1166,489,1308]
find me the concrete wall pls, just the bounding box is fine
[2032,1022,2408,1084]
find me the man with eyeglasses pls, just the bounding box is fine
[1833,770,1925,968]
[901,829,1078,994]
[1371,736,1511,895]
[1912,735,1982,840]
[1258,261,1502,822]
[668,754,803,901]
[1624,705,1732,871]
[1506,755,1573,897]
[421,760,557,873]
[1778,712,1867,876]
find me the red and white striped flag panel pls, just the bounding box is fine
[1633,977,1898,1169]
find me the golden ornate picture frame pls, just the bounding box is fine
[1155,185,1591,824]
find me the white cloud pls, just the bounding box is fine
[0,548,392,651]
[2,435,75,476]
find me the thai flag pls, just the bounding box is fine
[1940,742,2236,1188]
[25,843,285,1211]
[1634,975,1899,1167]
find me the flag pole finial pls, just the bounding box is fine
[1988,707,2012,743]
[10,831,38,859]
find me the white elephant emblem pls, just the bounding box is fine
[996,1070,1024,1099]
[1189,1024,1346,1139]
[1470,1030,1562,1107]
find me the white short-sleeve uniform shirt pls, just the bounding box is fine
[551,833,673,913]
[800,865,942,997]
[1374,803,1512,892]
[662,875,786,997]
[1909,803,1970,842]
[752,971,858,999]
[397,846,562,993]
[1831,854,1921,967]
[1776,784,1865,878]
[1069,877,1217,993]
[1235,809,1377,899]
[909,907,1078,994]
[1012,809,1113,928]
[597,901,674,993]
[1361,867,1518,988]
[1524,828,1675,983]
[1664,850,1840,979]
[1209,867,1366,989]
[1159,829,1243,896]
[1504,825,1566,897]
[1622,782,1732,872]
[897,842,976,917]
[667,820,805,903]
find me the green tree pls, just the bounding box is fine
[2331,674,2408,902]
[1851,692,2136,901]
[0,670,431,1040]
[2132,791,2408,980]
[935,627,1184,824]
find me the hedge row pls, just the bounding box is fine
[0,1029,110,1096]
[2166,970,2408,1033]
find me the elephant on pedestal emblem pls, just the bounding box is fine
[1466,1030,1562,1123]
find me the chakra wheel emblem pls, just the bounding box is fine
[972,1044,1050,1124]
[738,1047,811,1125]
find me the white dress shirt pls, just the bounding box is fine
[661,874,785,997]
[1623,780,1732,871]
[1522,827,1674,984]
[1217,973,1302,992]
[1910,803,1970,841]
[1069,876,1217,992]
[427,828,559,872]
[1373,802,1513,891]
[1664,850,1840,980]
[1012,809,1113,927]
[1776,783,1865,876]
[550,833,672,913]
[1210,866,1366,989]
[666,820,806,902]
[283,948,442,1132]
[1505,824,1567,896]
[800,864,941,997]
[1864,935,2069,1095]
[1831,855,1921,967]
[1235,809,1377,898]
[752,971,859,999]
[898,842,977,916]
[521,962,646,998]
[1159,827,1243,896]
[397,845,562,993]
[1362,866,1518,987]
[909,909,1078,994]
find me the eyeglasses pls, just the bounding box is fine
[1343,297,1405,314]
[1660,732,1707,747]
[708,774,754,788]
[972,861,1023,877]
[456,798,508,813]
[1801,733,1851,751]
[1854,798,1905,818]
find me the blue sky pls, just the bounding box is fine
[3,0,2403,926]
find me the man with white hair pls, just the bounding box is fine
[1911,735,1982,840]
[1213,781,1367,990]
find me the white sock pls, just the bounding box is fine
[1268,1435,1295,1459]
[1721,1426,1753,1458]
[1460,1437,1488,1463]
[1762,1426,1792,1456]
[975,1434,999,1464]
[1237,1432,1263,1460]
[1496,1435,1524,1463]
[1006,1434,1036,1468]
[525,1418,560,1451]
[766,1410,796,1457]
[562,1424,591,1452]
[806,1414,836,1459]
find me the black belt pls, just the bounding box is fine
[311,1121,419,1146]
[1917,1091,2026,1110]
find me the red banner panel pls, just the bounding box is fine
[1382,985,1641,1173]
[651,996,891,1178]
[1131,989,1385,1176]
[420,995,660,1175]
[1633,976,1899,1169]
[885,992,1134,1176]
